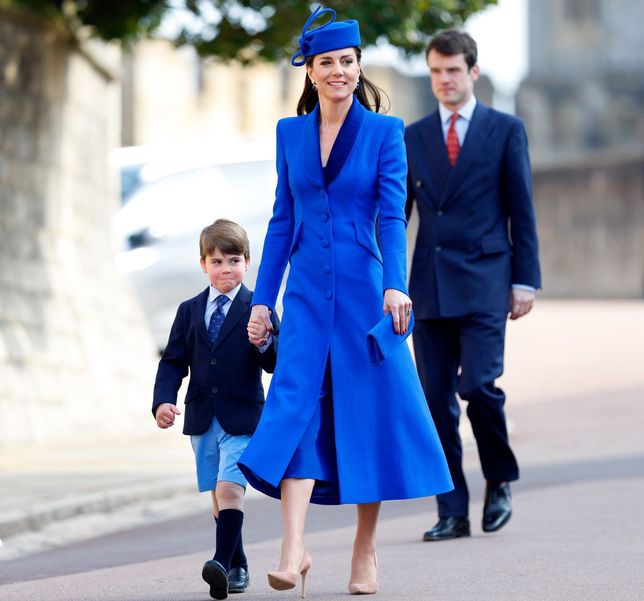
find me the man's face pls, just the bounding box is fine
[427,50,479,111]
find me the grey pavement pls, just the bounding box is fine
[1,300,644,599]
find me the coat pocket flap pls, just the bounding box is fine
[233,383,264,401]
[481,237,511,255]
[184,386,200,403]
[353,221,383,263]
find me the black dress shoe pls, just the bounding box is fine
[423,517,471,541]
[482,482,512,532]
[228,566,249,593]
[202,560,228,599]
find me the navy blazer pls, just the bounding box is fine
[152,284,279,436]
[405,102,541,318]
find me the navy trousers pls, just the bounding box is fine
[413,312,519,518]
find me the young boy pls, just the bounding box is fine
[152,219,278,600]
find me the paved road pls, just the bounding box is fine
[2,386,643,600]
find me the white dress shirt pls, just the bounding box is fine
[438,94,477,145]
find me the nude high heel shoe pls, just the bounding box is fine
[267,550,312,598]
[348,552,379,595]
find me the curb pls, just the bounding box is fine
[0,476,195,539]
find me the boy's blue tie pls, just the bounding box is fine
[208,295,229,344]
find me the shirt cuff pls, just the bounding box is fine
[257,333,273,353]
[512,284,536,292]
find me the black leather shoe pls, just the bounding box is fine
[423,517,471,541]
[228,566,249,593]
[202,560,228,599]
[482,482,512,532]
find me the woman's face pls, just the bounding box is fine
[307,48,360,104]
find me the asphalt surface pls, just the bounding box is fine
[2,386,643,600]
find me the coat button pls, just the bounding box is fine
[437,210,444,216]
[320,213,329,222]
[415,180,423,188]
[211,386,219,394]
[321,238,330,248]
[435,246,443,252]
[210,359,217,365]
[325,290,333,299]
[321,264,331,274]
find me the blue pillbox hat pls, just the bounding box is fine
[291,5,361,67]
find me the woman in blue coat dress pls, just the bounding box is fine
[240,6,452,596]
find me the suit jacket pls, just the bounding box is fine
[405,102,541,318]
[152,283,279,436]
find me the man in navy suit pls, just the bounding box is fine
[405,30,541,541]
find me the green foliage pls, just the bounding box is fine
[8,0,497,63]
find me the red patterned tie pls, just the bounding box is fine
[446,112,460,167]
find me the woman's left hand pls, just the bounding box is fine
[383,289,413,335]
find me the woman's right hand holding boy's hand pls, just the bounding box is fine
[248,305,273,345]
[155,403,181,429]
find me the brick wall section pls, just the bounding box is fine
[0,10,158,445]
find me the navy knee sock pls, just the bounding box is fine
[214,514,247,568]
[213,509,244,572]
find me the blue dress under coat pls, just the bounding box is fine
[238,98,452,504]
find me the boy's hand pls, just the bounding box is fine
[248,317,270,347]
[248,305,273,346]
[155,403,181,429]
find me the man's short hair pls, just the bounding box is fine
[199,219,250,259]
[426,29,478,70]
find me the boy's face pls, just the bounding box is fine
[200,248,249,293]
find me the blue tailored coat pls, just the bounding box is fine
[238,98,453,505]
[405,103,541,318]
[152,284,279,436]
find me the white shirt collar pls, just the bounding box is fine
[439,94,477,125]
[208,282,241,304]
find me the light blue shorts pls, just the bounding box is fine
[190,416,250,492]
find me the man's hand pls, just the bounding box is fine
[509,288,535,320]
[155,403,181,429]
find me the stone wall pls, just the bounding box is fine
[0,9,159,445]
[533,152,644,298]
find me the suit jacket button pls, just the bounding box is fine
[320,213,329,222]
[210,359,217,365]
[321,264,331,274]
[321,238,330,248]
[325,290,333,300]
[437,210,443,216]
[415,180,423,188]
[211,386,218,394]
[435,246,443,252]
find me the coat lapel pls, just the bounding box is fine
[212,284,251,351]
[301,104,325,189]
[441,102,494,205]
[420,111,451,207]
[193,287,211,348]
[324,97,365,187]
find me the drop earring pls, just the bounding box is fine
[312,80,318,91]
